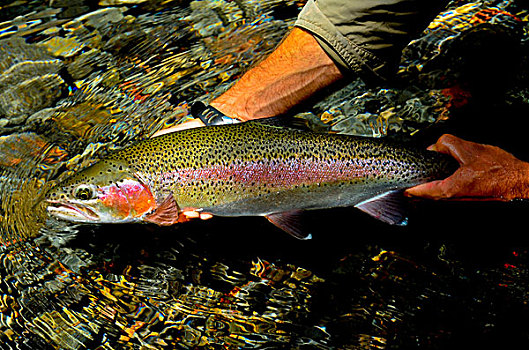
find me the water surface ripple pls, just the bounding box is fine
[1,0,529,349]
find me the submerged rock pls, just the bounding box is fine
[1,1,529,350]
[0,38,66,124]
[295,0,528,138]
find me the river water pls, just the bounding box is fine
[1,0,529,349]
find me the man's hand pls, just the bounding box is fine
[152,102,243,137]
[152,119,206,137]
[405,134,529,201]
[181,210,213,221]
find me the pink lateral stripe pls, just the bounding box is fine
[158,159,381,186]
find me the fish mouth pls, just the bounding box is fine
[46,200,100,222]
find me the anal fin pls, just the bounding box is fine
[144,193,180,226]
[265,210,312,240]
[354,190,408,226]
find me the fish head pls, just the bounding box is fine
[46,159,157,224]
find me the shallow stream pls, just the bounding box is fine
[1,0,529,349]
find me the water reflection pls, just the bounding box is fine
[0,0,529,348]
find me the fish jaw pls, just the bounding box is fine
[47,199,98,223]
[46,199,141,223]
[44,160,158,224]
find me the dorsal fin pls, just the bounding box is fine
[144,193,180,226]
[354,190,408,226]
[265,210,312,240]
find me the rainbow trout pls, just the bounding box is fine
[46,122,457,238]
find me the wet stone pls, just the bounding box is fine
[39,36,86,58]
[0,74,66,120]
[66,49,103,80]
[0,38,66,121]
[1,1,529,349]
[71,7,125,29]
[0,37,56,71]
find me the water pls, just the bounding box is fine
[1,0,529,348]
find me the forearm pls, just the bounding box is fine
[161,0,450,133]
[210,27,344,120]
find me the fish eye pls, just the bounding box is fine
[73,185,95,201]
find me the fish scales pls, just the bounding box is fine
[106,122,454,215]
[46,122,457,232]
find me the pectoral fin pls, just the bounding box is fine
[144,193,180,226]
[355,190,408,226]
[265,210,312,240]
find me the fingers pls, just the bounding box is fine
[406,134,463,200]
[405,180,447,200]
[182,210,213,221]
[429,134,466,164]
[200,212,213,220]
[182,210,200,219]
[431,134,486,166]
[406,135,529,201]
[151,119,206,138]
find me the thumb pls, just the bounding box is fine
[405,180,447,200]
[431,134,481,165]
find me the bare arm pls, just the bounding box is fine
[153,27,343,136]
[211,27,343,120]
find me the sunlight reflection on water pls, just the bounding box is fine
[1,0,529,348]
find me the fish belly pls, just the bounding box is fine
[201,181,400,217]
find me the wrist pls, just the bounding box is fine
[209,98,253,122]
[191,101,241,126]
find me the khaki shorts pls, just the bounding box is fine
[295,0,449,82]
